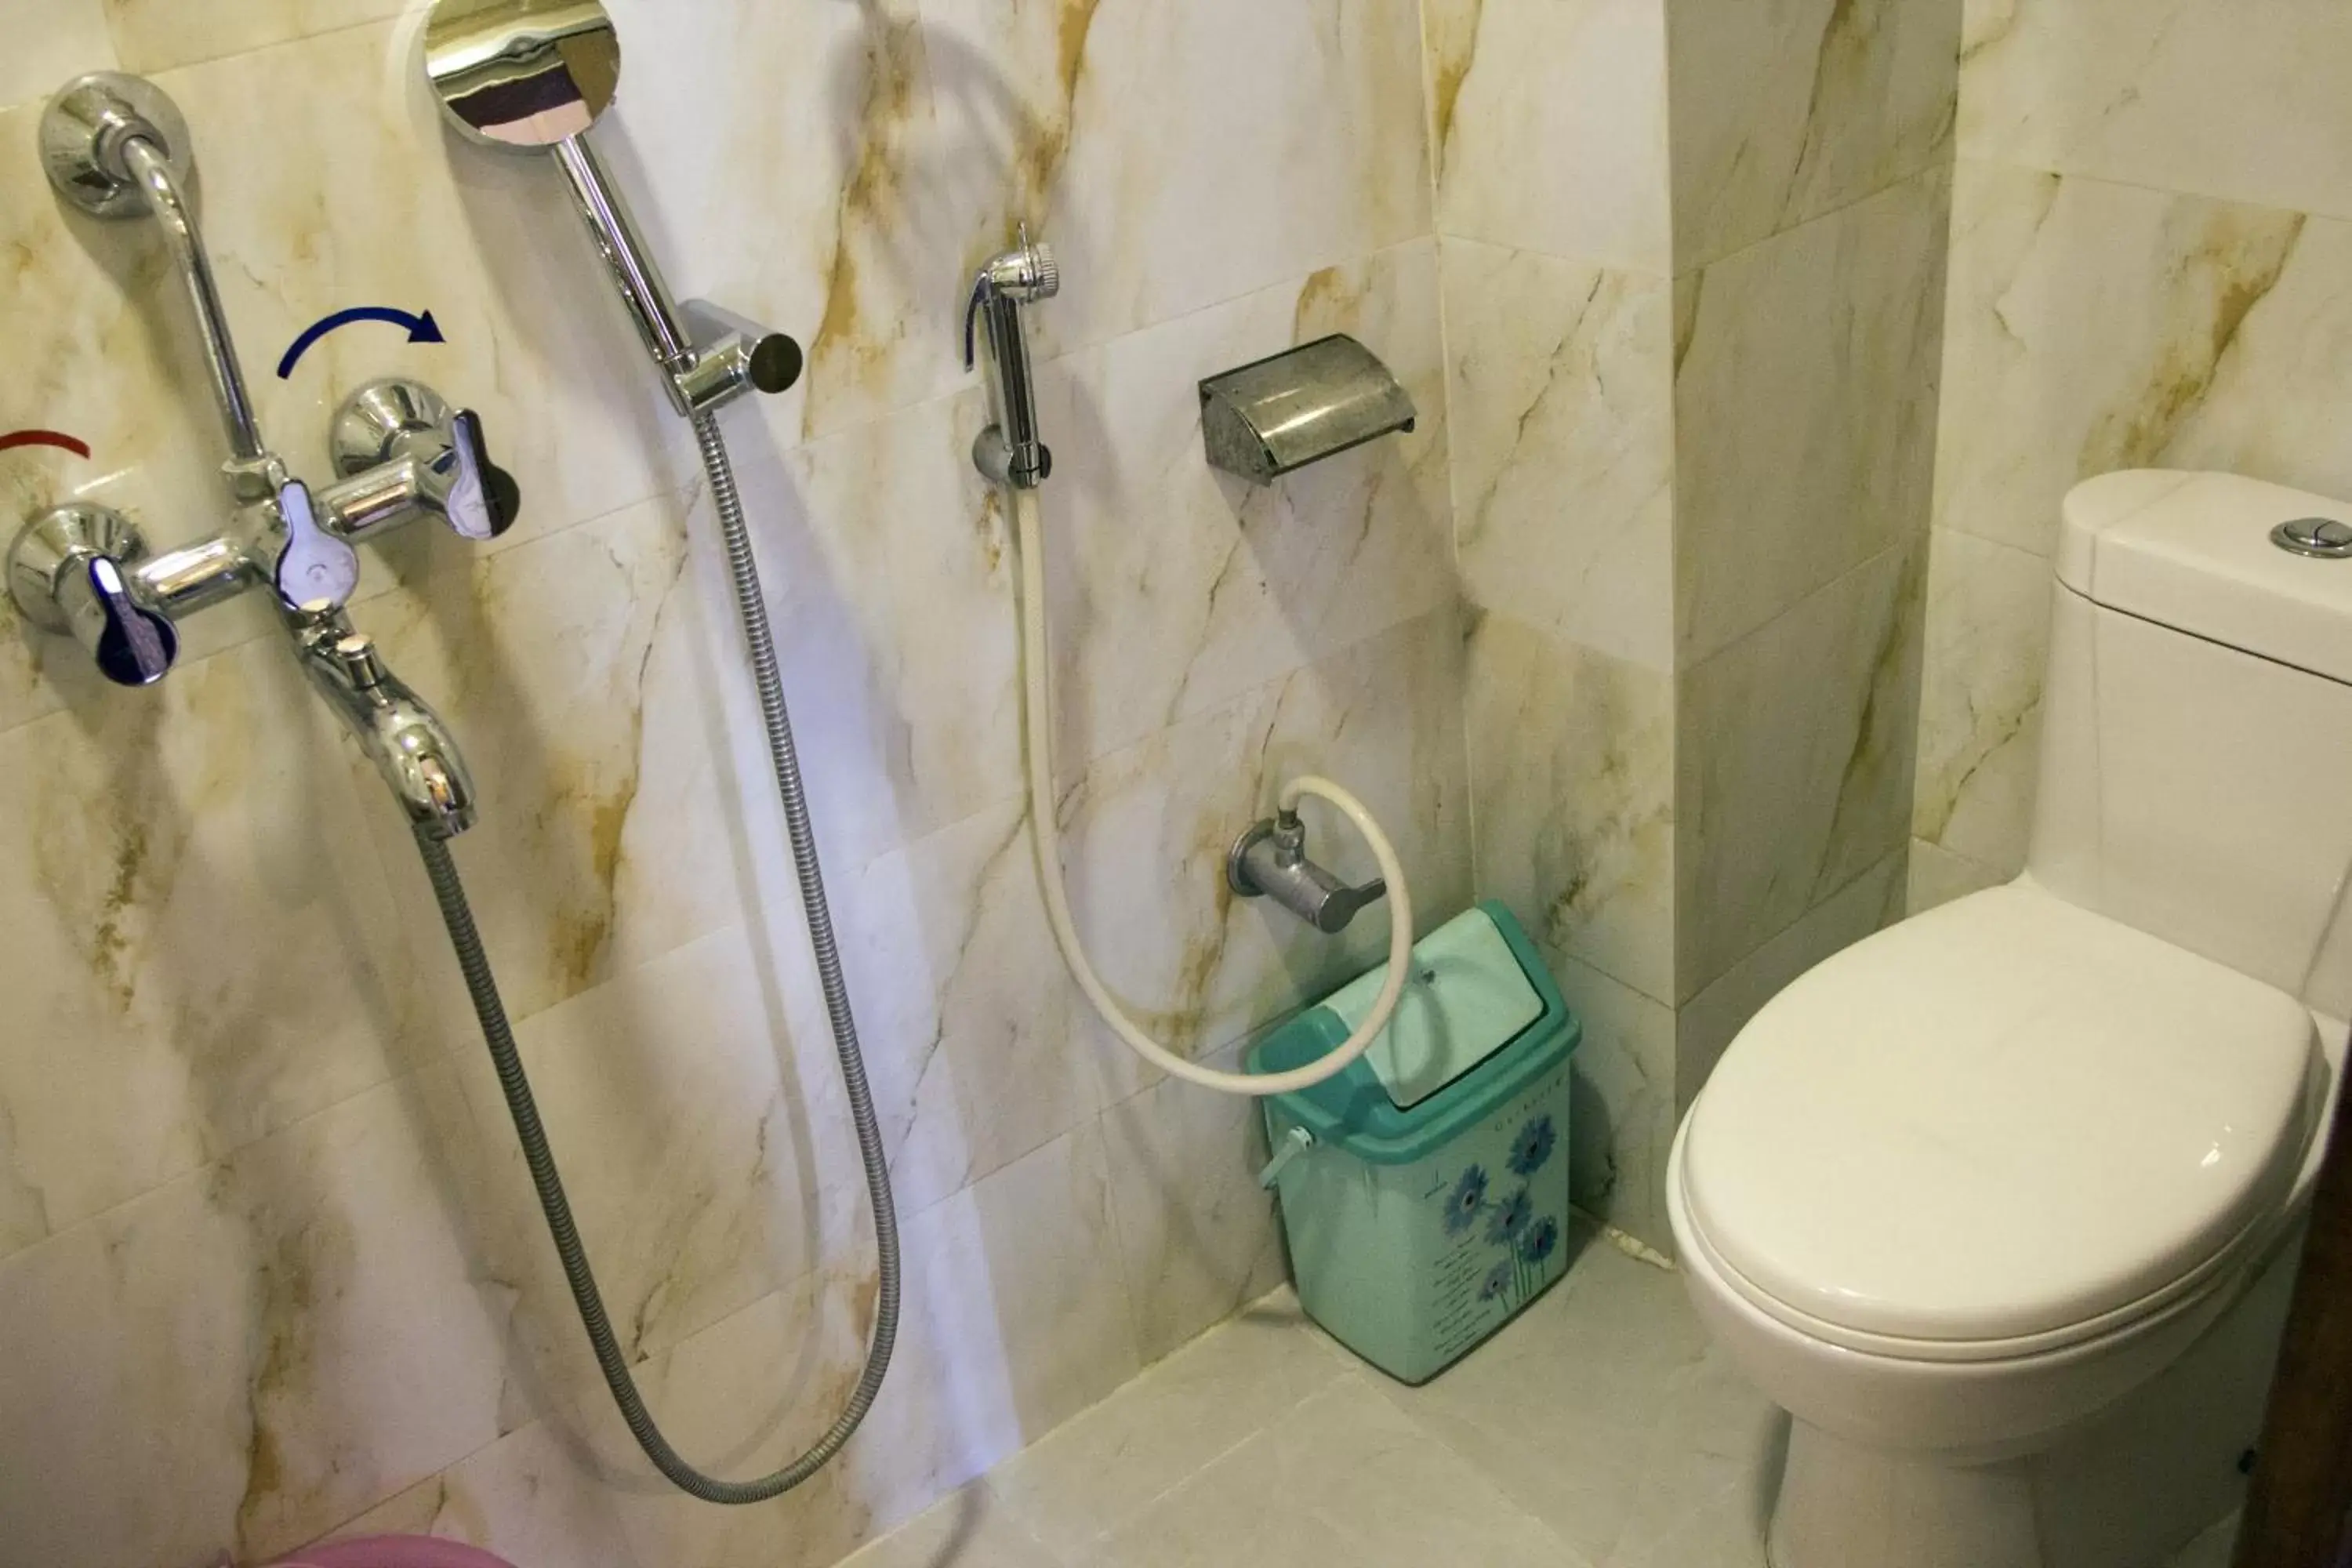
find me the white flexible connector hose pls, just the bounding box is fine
[1013,488,1414,1096]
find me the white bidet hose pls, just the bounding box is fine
[1011,488,1414,1096]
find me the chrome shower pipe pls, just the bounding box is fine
[117,136,266,466]
[546,136,803,417]
[550,134,695,378]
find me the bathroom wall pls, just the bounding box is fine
[1426,0,1681,1248]
[1914,0,2352,907]
[1665,0,1958,1092]
[1432,0,1957,1249]
[0,5,1461,1566]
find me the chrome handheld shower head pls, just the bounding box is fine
[964,232,1061,490]
[422,0,800,417]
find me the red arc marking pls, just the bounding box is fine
[0,430,93,460]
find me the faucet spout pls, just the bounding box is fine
[295,610,478,840]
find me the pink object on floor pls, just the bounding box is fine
[271,1537,519,1568]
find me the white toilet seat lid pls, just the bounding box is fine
[1682,883,2319,1345]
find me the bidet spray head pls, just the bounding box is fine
[964,230,1060,489]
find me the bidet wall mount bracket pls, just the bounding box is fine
[9,74,520,688]
[1229,808,1390,935]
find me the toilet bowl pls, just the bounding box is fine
[1671,470,2352,1568]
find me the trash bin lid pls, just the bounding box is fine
[1247,902,1580,1164]
[1325,905,1544,1109]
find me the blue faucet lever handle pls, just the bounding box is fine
[82,555,178,687]
[441,408,519,541]
[273,477,362,612]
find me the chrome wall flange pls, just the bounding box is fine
[8,503,180,687]
[325,377,521,543]
[330,378,459,475]
[8,503,147,631]
[39,72,194,218]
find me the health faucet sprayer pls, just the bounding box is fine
[412,0,896,1505]
[965,238,1417,1098]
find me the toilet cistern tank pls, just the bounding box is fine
[2031,470,2352,1019]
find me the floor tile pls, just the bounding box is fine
[1095,1375,1587,1568]
[987,1294,1348,1557]
[1363,1225,1777,1566]
[834,1483,1069,1568]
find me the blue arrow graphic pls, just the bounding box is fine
[276,307,446,379]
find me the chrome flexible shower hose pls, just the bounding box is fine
[413,410,900,1504]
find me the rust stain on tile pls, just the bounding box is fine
[1015,0,1104,211]
[2082,212,2305,473]
[1428,0,1486,172]
[805,13,928,435]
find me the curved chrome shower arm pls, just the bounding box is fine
[115,134,268,472]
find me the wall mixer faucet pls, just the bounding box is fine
[9,73,518,695]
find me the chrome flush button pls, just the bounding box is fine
[2271,517,2352,559]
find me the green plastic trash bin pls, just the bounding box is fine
[1247,900,1581,1385]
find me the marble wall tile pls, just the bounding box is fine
[354,492,758,1029]
[1911,524,2050,878]
[1465,612,1674,1006]
[1670,0,1961,270]
[594,1123,1140,1568]
[1097,1038,1286,1366]
[600,0,1428,446]
[735,384,1022,875]
[1,0,113,112]
[1675,168,1950,662]
[321,1417,648,1568]
[0,1063,510,1568]
[1675,849,1906,1104]
[840,793,1116,1219]
[1919,159,2352,884]
[0,632,420,1265]
[1014,0,1431,365]
[1446,238,1675,670]
[1959,0,2352,223]
[843,608,1472,1220]
[1677,543,1926,1000]
[1052,608,1475,1087]
[1424,0,1671,273]
[1932,159,2313,558]
[1548,952,1679,1251]
[433,925,868,1416]
[1907,833,2005,913]
[1041,239,1453,764]
[102,0,404,74]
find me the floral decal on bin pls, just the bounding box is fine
[1446,1165,1490,1236]
[1487,1186,1533,1247]
[1508,1114,1557,1178]
[1437,1111,1568,1314]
